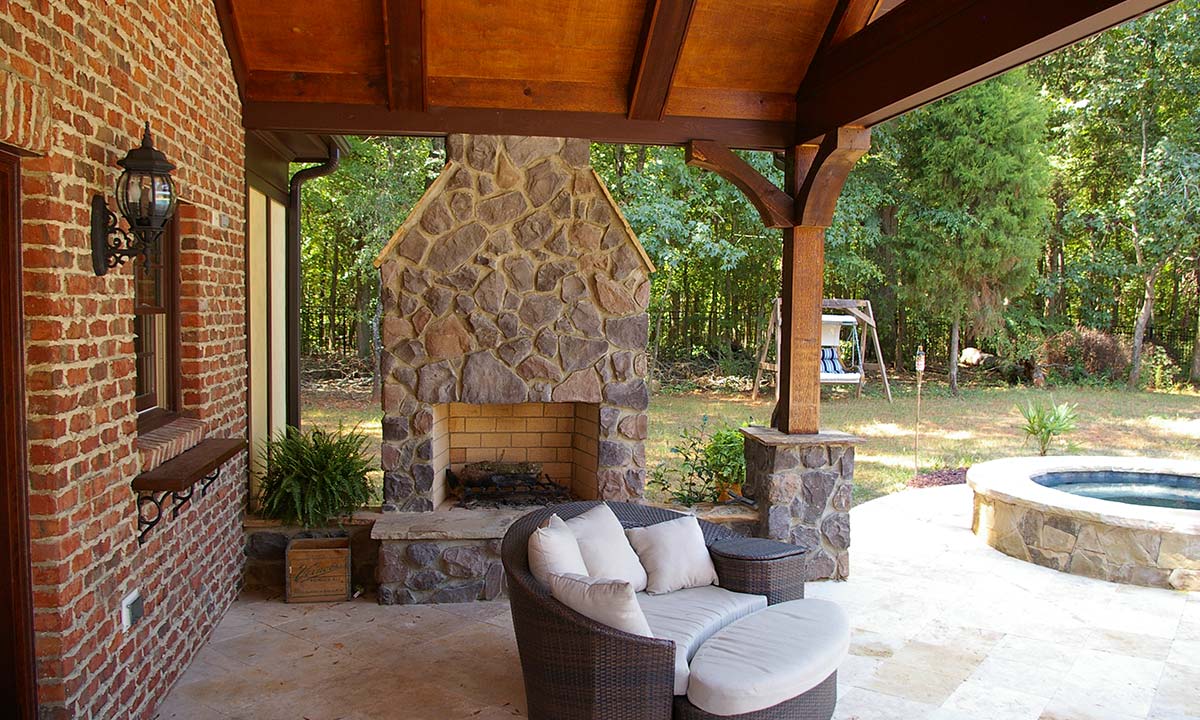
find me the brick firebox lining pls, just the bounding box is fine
[431,402,599,507]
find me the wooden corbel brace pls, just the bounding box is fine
[685,140,796,228]
[685,127,870,229]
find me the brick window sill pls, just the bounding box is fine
[137,416,206,474]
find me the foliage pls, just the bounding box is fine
[1016,400,1079,456]
[1041,327,1131,384]
[258,425,374,528]
[1139,343,1184,391]
[648,418,748,505]
[703,428,746,490]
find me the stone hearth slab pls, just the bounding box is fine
[371,508,529,542]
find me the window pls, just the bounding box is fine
[134,214,180,432]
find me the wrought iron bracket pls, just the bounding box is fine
[91,195,160,276]
[134,467,223,545]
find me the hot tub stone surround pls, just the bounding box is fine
[741,426,861,581]
[969,457,1200,591]
[376,135,654,511]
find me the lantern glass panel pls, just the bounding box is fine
[117,171,176,230]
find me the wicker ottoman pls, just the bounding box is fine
[709,537,806,605]
[674,599,850,720]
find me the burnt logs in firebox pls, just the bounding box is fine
[448,461,572,509]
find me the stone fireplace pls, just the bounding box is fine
[376,134,653,511]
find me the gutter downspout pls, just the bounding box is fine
[286,145,341,431]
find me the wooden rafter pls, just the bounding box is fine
[685,140,794,228]
[795,0,1174,141]
[211,0,248,103]
[243,101,795,151]
[383,0,426,112]
[628,0,698,121]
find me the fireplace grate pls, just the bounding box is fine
[448,462,572,509]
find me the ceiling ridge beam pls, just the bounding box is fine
[794,0,1173,141]
[628,0,698,121]
[383,0,426,112]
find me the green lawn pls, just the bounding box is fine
[305,382,1200,507]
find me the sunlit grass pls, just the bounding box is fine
[303,382,1200,509]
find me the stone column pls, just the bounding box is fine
[741,426,861,580]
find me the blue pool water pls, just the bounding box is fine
[1034,470,1200,511]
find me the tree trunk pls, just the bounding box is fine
[1191,254,1200,384]
[949,317,961,396]
[355,273,372,361]
[1128,265,1161,389]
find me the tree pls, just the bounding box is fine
[889,69,1052,394]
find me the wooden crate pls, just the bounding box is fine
[285,537,351,603]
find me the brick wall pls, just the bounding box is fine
[2,1,246,718]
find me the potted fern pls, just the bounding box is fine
[258,425,373,602]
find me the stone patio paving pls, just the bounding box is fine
[156,485,1200,720]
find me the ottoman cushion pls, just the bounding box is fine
[637,585,768,695]
[685,599,849,716]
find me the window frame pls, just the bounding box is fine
[134,212,182,434]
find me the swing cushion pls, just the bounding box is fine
[819,347,846,375]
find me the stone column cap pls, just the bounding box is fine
[740,425,864,447]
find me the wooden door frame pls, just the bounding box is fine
[0,145,38,719]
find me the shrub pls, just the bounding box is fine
[1016,400,1079,456]
[649,419,747,505]
[258,425,373,527]
[1139,343,1183,391]
[1041,327,1130,384]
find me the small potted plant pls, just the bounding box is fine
[258,425,373,603]
[705,427,746,502]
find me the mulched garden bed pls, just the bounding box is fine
[908,467,968,488]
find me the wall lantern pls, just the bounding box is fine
[91,122,177,276]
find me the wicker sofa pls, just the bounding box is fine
[501,501,838,720]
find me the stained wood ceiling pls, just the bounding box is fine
[217,0,1173,150]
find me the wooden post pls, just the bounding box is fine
[686,129,868,434]
[776,223,825,434]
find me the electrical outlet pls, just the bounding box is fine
[120,590,143,632]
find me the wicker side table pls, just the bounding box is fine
[709,537,806,605]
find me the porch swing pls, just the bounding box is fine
[752,298,893,402]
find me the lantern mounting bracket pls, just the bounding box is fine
[90,195,159,276]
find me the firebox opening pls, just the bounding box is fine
[429,402,599,508]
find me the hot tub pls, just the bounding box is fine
[967,457,1200,590]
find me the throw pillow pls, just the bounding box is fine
[565,503,648,592]
[527,514,588,586]
[547,573,653,637]
[626,515,718,594]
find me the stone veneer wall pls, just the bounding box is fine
[742,427,857,581]
[973,494,1200,590]
[377,135,653,511]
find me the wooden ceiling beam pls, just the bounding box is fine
[243,101,796,151]
[627,0,698,121]
[383,0,426,111]
[795,0,1174,142]
[211,0,248,103]
[685,141,794,228]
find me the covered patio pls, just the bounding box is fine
[0,1,1187,719]
[157,486,1200,720]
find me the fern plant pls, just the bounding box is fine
[258,425,373,527]
[1016,400,1079,456]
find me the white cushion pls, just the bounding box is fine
[626,515,718,594]
[565,503,648,592]
[686,599,850,716]
[547,573,653,637]
[527,514,588,586]
[637,585,767,695]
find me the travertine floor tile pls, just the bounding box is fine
[157,486,1195,720]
